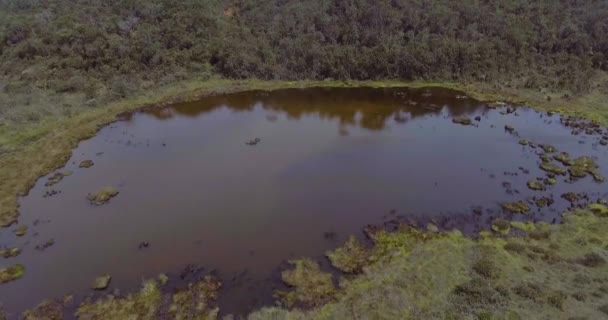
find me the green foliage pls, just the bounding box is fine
[326,235,370,273]
[0,263,24,283]
[168,276,220,320]
[491,219,511,235]
[76,280,161,319]
[75,277,221,320]
[276,259,336,308]
[0,0,606,113]
[22,301,63,320]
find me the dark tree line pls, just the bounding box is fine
[1,0,607,99]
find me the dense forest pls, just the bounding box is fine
[1,0,607,123]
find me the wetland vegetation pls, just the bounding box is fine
[1,0,608,319]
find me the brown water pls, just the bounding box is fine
[1,87,607,317]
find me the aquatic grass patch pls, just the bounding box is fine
[249,209,608,319]
[168,276,220,320]
[275,259,337,308]
[491,219,511,235]
[76,280,162,319]
[501,201,530,214]
[326,236,370,273]
[74,275,221,320]
[22,301,64,320]
[0,264,24,284]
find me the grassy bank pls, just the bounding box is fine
[14,206,607,319]
[250,207,608,320]
[1,78,608,227]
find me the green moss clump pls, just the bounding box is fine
[0,247,21,258]
[14,225,28,236]
[501,201,530,214]
[544,177,557,185]
[540,145,556,153]
[76,280,161,319]
[158,273,169,286]
[568,166,588,178]
[87,187,119,205]
[539,153,552,163]
[590,171,605,182]
[535,198,549,208]
[45,171,72,187]
[364,225,436,260]
[326,236,370,273]
[588,203,608,216]
[518,140,529,146]
[92,275,111,290]
[568,156,604,182]
[168,276,220,320]
[276,259,336,308]
[553,152,573,166]
[572,156,598,170]
[79,160,94,168]
[526,180,545,191]
[0,264,25,284]
[510,221,536,232]
[22,301,63,320]
[561,192,579,203]
[491,219,511,235]
[539,162,566,175]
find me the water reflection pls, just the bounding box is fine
[146,87,481,130]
